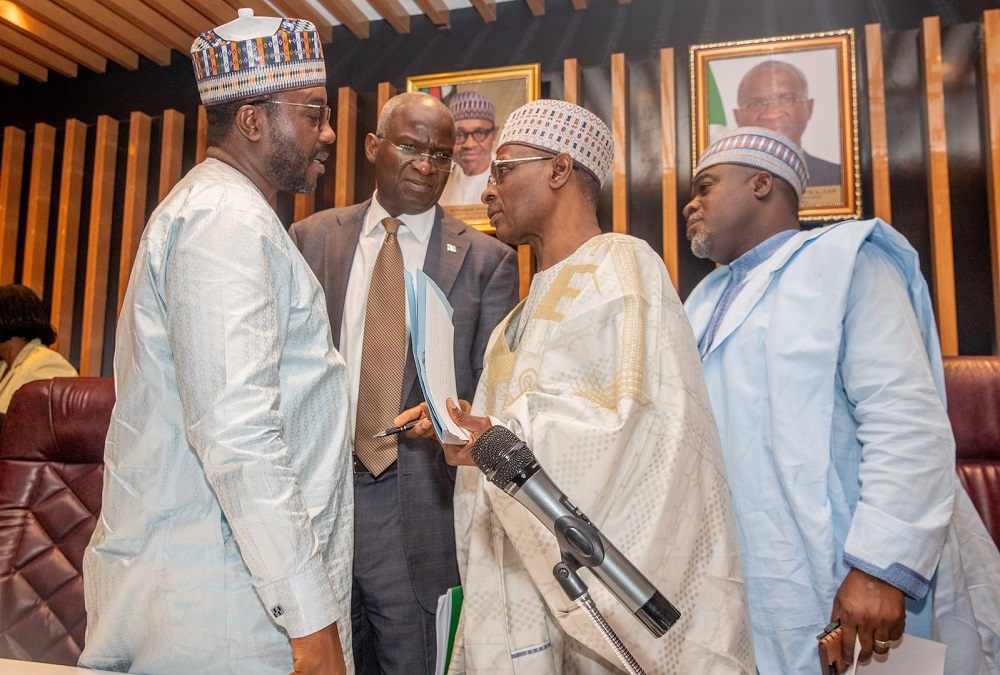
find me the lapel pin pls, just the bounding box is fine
[447,244,458,253]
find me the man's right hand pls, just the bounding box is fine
[289,622,346,675]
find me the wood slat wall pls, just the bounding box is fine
[334,86,357,208]
[3,12,1000,375]
[611,52,628,235]
[51,118,87,360]
[117,111,151,314]
[865,24,891,223]
[22,122,56,294]
[79,115,118,376]
[659,48,678,291]
[983,8,1000,350]
[0,126,26,283]
[921,15,959,357]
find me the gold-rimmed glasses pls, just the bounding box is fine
[381,138,457,173]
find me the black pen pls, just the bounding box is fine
[372,419,420,438]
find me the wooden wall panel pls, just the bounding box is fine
[197,104,208,163]
[0,126,26,284]
[921,16,959,356]
[563,58,579,104]
[865,24,892,223]
[117,111,151,314]
[377,81,397,120]
[659,48,678,290]
[80,115,118,376]
[335,86,357,208]
[22,122,57,294]
[611,52,628,234]
[51,118,87,360]
[984,8,1000,350]
[159,108,184,201]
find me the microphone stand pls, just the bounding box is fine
[552,516,647,675]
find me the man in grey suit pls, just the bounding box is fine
[288,92,519,675]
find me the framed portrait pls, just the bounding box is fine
[407,64,541,232]
[690,29,859,221]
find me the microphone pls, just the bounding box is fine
[470,425,681,637]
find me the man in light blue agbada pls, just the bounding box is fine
[81,10,353,675]
[683,126,1000,674]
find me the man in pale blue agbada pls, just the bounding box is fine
[683,126,1000,674]
[81,11,353,675]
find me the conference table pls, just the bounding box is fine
[0,659,117,674]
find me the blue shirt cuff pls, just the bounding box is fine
[843,553,931,599]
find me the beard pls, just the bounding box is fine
[267,124,324,194]
[690,229,713,259]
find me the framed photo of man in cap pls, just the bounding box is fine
[690,29,860,221]
[408,64,540,232]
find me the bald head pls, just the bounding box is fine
[733,60,813,147]
[377,92,452,138]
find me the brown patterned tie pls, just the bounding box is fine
[354,217,407,476]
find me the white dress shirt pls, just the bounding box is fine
[340,191,436,441]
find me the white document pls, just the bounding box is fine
[434,591,452,675]
[405,269,471,445]
[845,634,946,675]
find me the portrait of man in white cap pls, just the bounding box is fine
[439,90,497,206]
[397,99,753,674]
[80,9,353,675]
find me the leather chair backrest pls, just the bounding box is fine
[942,356,1000,548]
[0,377,114,665]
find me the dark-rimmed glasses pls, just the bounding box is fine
[487,156,552,187]
[455,127,495,143]
[263,100,332,130]
[381,138,457,173]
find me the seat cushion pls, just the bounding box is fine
[943,356,1000,548]
[0,377,113,665]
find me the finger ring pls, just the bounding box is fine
[874,639,890,650]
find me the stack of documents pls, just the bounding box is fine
[434,586,463,675]
[405,269,471,445]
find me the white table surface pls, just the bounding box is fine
[0,658,118,674]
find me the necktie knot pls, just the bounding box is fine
[382,217,402,240]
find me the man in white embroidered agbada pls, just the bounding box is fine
[80,10,353,675]
[400,99,754,674]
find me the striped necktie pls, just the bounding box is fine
[354,217,406,476]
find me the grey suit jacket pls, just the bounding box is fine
[288,199,519,612]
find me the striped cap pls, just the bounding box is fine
[449,91,495,123]
[191,9,326,106]
[695,127,809,198]
[498,99,614,187]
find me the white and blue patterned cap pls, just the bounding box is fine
[191,9,326,106]
[497,99,614,187]
[695,127,809,198]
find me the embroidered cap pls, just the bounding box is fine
[497,99,614,187]
[695,127,809,198]
[191,8,326,106]
[449,91,495,124]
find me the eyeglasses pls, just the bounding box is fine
[381,139,457,172]
[487,156,552,187]
[455,127,495,143]
[738,95,807,111]
[263,100,332,130]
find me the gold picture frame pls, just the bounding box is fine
[690,29,860,221]
[407,64,541,233]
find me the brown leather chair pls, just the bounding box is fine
[0,376,114,665]
[943,356,1000,548]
